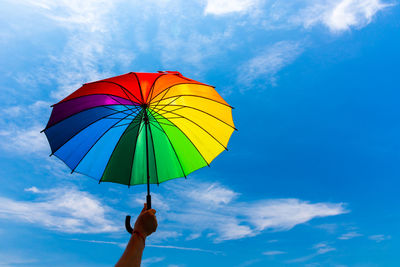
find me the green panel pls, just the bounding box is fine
[150,110,207,182]
[101,111,143,185]
[147,124,158,184]
[147,112,185,183]
[130,118,158,185]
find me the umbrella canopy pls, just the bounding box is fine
[43,71,235,188]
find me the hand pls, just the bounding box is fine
[133,203,157,238]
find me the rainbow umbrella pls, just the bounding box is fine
[43,71,235,231]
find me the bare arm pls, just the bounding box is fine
[115,204,158,267]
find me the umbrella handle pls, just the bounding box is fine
[125,215,133,234]
[146,194,151,209]
[125,197,152,234]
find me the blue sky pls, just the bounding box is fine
[0,0,399,266]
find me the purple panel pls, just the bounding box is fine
[47,94,137,128]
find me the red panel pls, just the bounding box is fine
[58,73,142,104]
[101,73,143,102]
[135,72,164,103]
[57,72,207,105]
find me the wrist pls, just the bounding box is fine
[133,230,146,244]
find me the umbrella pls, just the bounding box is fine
[43,71,235,232]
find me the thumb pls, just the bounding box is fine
[141,203,147,213]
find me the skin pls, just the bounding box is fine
[115,204,158,267]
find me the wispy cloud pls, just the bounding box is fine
[131,180,348,242]
[286,242,335,263]
[338,231,362,240]
[147,244,221,254]
[263,250,286,256]
[70,238,220,254]
[0,186,119,233]
[368,234,391,242]
[0,252,37,267]
[238,41,304,89]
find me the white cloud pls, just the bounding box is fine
[71,237,219,254]
[287,242,335,263]
[338,231,362,240]
[0,125,49,154]
[147,244,220,254]
[204,0,260,15]
[24,187,40,193]
[186,233,201,240]
[313,242,336,254]
[0,100,51,155]
[369,234,391,242]
[263,250,286,256]
[131,180,347,242]
[187,183,238,205]
[238,41,304,89]
[0,187,119,233]
[246,199,346,232]
[298,0,392,32]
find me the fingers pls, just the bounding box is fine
[148,209,156,215]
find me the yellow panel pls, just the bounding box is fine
[152,115,227,163]
[152,106,234,148]
[150,95,235,128]
[151,84,230,107]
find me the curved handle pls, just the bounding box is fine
[125,215,133,234]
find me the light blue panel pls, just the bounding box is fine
[74,116,134,179]
[54,112,130,170]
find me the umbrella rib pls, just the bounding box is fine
[147,118,159,185]
[49,108,136,154]
[151,104,237,130]
[149,96,182,115]
[99,109,144,184]
[43,103,137,132]
[103,106,136,116]
[150,87,173,113]
[88,80,143,104]
[151,110,229,151]
[151,94,233,109]
[130,72,145,103]
[151,110,209,166]
[51,93,140,108]
[150,106,186,117]
[71,113,133,173]
[149,115,186,178]
[149,82,214,104]
[146,74,166,103]
[107,94,141,113]
[148,120,168,132]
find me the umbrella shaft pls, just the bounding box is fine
[144,109,151,210]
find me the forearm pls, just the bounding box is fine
[115,233,145,267]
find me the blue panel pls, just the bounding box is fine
[75,117,133,179]
[45,105,131,153]
[54,112,132,170]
